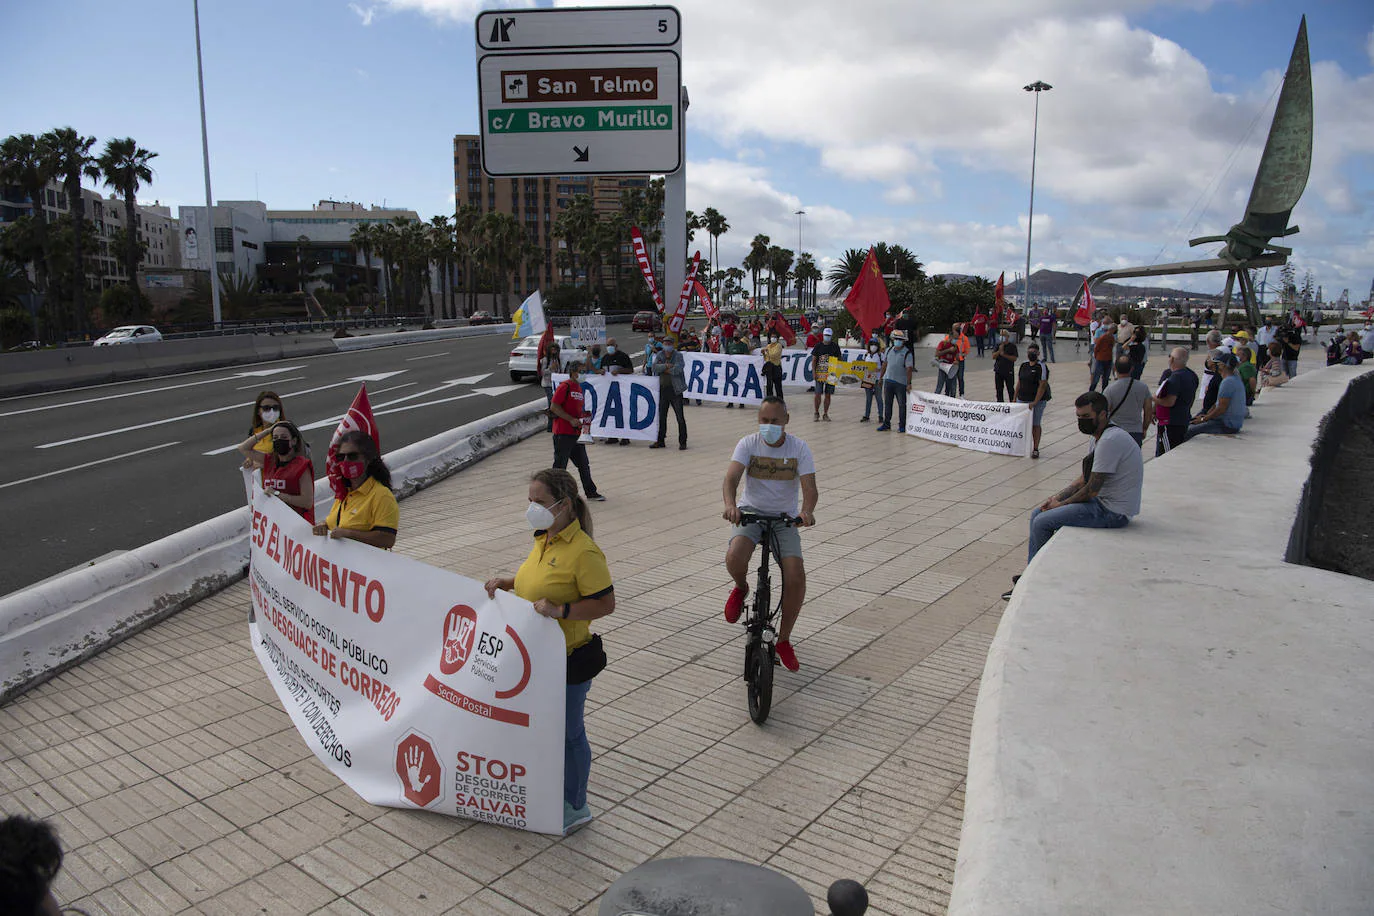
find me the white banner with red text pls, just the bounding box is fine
[244,470,567,834]
[904,390,1033,457]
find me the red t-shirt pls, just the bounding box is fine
[551,379,586,436]
[263,454,316,524]
[722,322,736,339]
[972,314,988,336]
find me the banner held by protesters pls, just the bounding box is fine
[904,390,1032,457]
[552,373,660,441]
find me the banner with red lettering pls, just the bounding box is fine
[630,226,664,313]
[664,250,701,340]
[694,279,719,321]
[244,470,567,834]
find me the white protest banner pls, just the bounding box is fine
[682,351,766,404]
[568,315,606,349]
[552,373,660,441]
[904,390,1033,457]
[245,471,568,834]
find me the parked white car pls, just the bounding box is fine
[508,334,587,383]
[93,325,163,346]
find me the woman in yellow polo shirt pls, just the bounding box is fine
[242,391,287,469]
[311,430,398,549]
[484,467,615,834]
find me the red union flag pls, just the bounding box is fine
[844,247,891,338]
[693,279,719,321]
[630,226,664,313]
[1075,279,1094,327]
[665,251,701,340]
[327,384,379,500]
[993,272,1006,323]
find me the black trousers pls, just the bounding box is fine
[994,372,1015,403]
[552,434,599,497]
[657,385,687,445]
[763,363,784,400]
[1155,423,1189,456]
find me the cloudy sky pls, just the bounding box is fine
[5,0,1371,298]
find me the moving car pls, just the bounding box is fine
[508,334,588,382]
[468,311,496,326]
[93,325,163,346]
[632,310,659,332]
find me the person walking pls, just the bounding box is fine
[652,338,688,450]
[313,431,398,549]
[1090,323,1116,392]
[877,330,914,432]
[860,336,886,423]
[993,337,1018,403]
[484,468,615,834]
[1016,342,1051,459]
[549,361,606,501]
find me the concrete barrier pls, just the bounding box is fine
[332,323,516,351]
[0,398,546,703]
[949,364,1374,915]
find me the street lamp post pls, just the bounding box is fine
[193,0,221,327]
[1022,80,1052,316]
[794,209,805,309]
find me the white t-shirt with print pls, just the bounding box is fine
[731,432,816,517]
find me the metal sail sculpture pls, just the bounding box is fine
[1071,17,1313,327]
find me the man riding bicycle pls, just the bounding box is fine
[721,396,818,671]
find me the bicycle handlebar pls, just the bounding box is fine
[736,511,802,527]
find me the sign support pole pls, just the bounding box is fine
[662,86,689,323]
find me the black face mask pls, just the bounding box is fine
[1028,353,1039,362]
[1078,417,1100,435]
[272,439,293,457]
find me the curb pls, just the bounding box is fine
[0,398,546,704]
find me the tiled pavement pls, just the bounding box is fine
[3,352,1114,915]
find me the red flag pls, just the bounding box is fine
[843,248,891,338]
[993,272,1005,324]
[770,314,796,346]
[797,313,812,333]
[665,251,702,340]
[630,226,665,313]
[535,324,555,361]
[327,385,379,500]
[1074,279,1094,327]
[693,279,719,321]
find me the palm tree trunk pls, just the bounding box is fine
[66,178,88,335]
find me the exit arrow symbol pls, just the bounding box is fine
[573,146,589,162]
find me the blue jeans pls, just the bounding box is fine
[1283,359,1298,377]
[1028,498,1130,563]
[565,679,592,809]
[956,359,966,396]
[882,380,907,429]
[1187,419,1239,439]
[863,385,884,421]
[1041,334,1056,363]
[1090,359,1112,391]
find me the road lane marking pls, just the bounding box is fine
[200,383,418,455]
[405,351,451,362]
[0,366,309,417]
[36,376,399,449]
[236,376,305,390]
[1,442,180,491]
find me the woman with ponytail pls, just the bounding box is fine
[312,430,397,549]
[484,467,615,835]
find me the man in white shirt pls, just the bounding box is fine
[722,396,818,671]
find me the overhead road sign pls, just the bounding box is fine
[476,7,683,177]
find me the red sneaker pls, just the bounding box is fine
[775,640,800,672]
[724,586,747,624]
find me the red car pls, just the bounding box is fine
[468,311,496,325]
[632,310,659,332]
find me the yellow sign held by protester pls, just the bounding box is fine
[817,357,879,387]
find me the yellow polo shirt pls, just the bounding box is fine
[325,476,399,534]
[252,425,274,456]
[513,519,612,654]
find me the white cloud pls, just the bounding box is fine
[1367,28,1374,67]
[348,3,375,26]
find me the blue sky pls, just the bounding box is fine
[4,0,1371,298]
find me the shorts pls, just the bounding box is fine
[1020,399,1047,425]
[814,382,836,395]
[729,516,803,560]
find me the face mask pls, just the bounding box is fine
[260,408,280,423]
[759,423,784,446]
[272,439,292,457]
[769,337,777,343]
[606,345,616,354]
[1077,417,1099,435]
[1028,353,1039,361]
[869,345,878,353]
[663,344,674,353]
[339,459,366,480]
[525,499,560,531]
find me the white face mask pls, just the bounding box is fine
[869,345,879,353]
[525,499,561,531]
[260,408,280,423]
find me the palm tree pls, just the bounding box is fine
[40,127,100,334]
[0,134,55,303]
[794,253,822,311]
[827,243,927,297]
[553,194,597,296]
[766,246,793,308]
[724,267,746,305]
[745,234,770,304]
[701,207,729,303]
[428,215,454,319]
[349,222,379,313]
[97,137,157,294]
[453,204,481,316]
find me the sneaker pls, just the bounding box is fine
[822,414,830,421]
[814,413,820,422]
[860,416,870,422]
[724,586,747,624]
[1001,575,1021,601]
[875,424,891,431]
[650,442,665,449]
[679,443,687,450]
[775,639,800,672]
[563,801,593,834]
[726,403,735,409]
[587,493,606,502]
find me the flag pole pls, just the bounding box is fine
[1023,81,1052,317]
[194,0,221,328]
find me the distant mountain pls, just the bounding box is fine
[1005,269,1222,301]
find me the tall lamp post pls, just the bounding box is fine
[794,209,805,309]
[193,0,221,327]
[1022,80,1052,315]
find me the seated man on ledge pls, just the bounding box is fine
[1003,391,1144,601]
[1188,352,1246,438]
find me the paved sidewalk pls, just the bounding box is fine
[3,359,1094,915]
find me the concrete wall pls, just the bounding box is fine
[949,364,1374,915]
[0,398,547,704]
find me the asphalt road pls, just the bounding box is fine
[0,329,650,597]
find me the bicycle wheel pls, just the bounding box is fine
[747,641,774,724]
